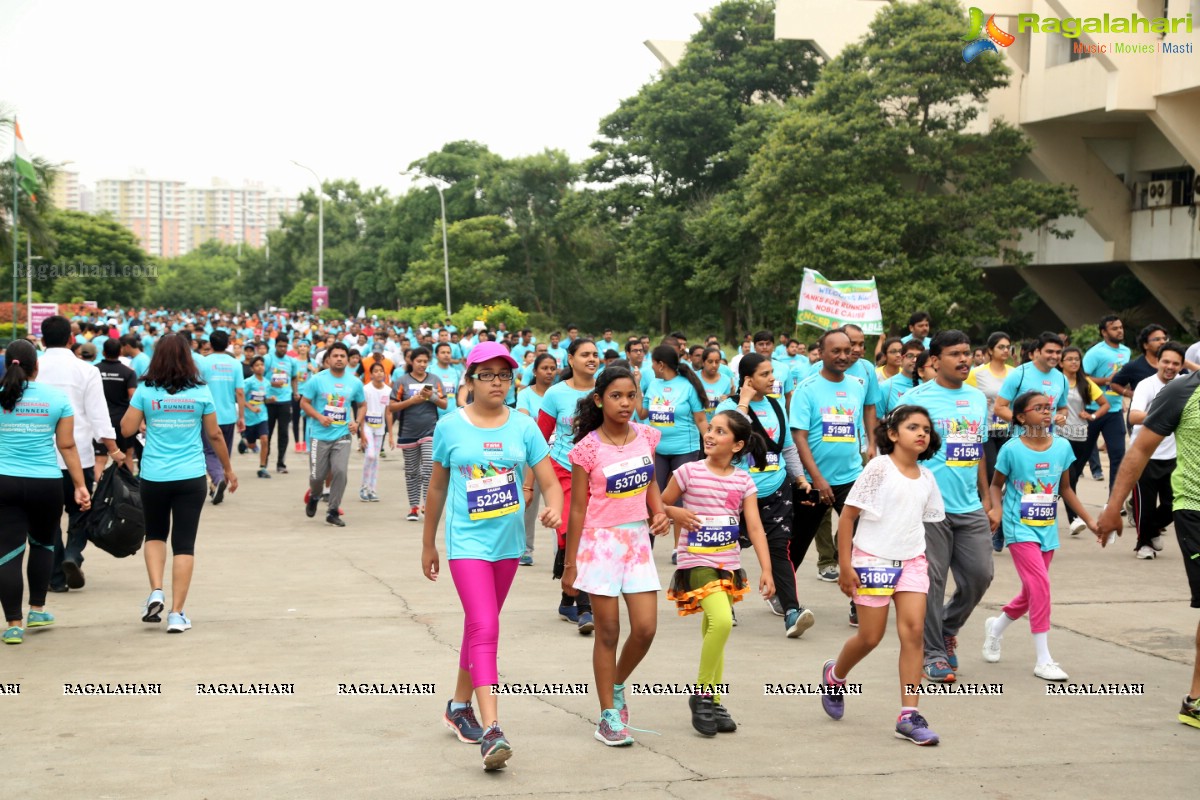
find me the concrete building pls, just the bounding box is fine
[95,173,189,258]
[774,0,1200,330]
[48,169,80,211]
[187,181,300,251]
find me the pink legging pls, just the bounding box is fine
[1001,542,1055,634]
[449,558,519,687]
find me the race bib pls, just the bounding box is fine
[1019,493,1056,526]
[686,515,739,553]
[750,451,780,473]
[990,413,1008,430]
[603,455,653,498]
[945,434,982,467]
[769,379,783,397]
[648,401,675,427]
[270,369,288,387]
[821,412,856,443]
[365,413,383,428]
[323,401,347,425]
[467,472,519,520]
[407,384,429,399]
[706,394,719,411]
[852,555,903,596]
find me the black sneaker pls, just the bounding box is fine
[848,601,858,628]
[689,694,717,736]
[442,700,484,743]
[212,479,227,506]
[305,492,319,518]
[326,513,345,527]
[62,560,86,590]
[237,440,247,455]
[712,702,737,733]
[277,465,288,474]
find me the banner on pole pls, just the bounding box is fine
[29,303,58,337]
[312,286,329,312]
[796,269,883,335]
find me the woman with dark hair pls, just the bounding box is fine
[1059,347,1108,536]
[0,341,90,644]
[121,333,237,634]
[698,346,734,423]
[390,346,447,522]
[967,332,1014,551]
[876,337,904,380]
[640,344,708,490]
[517,352,559,567]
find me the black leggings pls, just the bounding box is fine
[0,475,64,623]
[141,477,208,556]
[267,402,292,468]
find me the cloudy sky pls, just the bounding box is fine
[1,0,705,196]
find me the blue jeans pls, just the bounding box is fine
[1084,412,1126,497]
[203,423,236,483]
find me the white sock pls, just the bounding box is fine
[1033,632,1052,665]
[990,613,1016,638]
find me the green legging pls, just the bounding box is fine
[690,567,733,703]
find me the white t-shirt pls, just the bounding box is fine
[362,383,391,429]
[845,454,945,561]
[1130,374,1176,460]
[1185,341,1200,368]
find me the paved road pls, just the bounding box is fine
[4,446,1194,798]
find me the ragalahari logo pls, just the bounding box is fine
[962,6,1015,63]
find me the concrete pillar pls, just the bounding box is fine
[1126,260,1200,329]
[1147,95,1200,176]
[1015,265,1112,328]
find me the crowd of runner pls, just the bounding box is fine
[1,305,1198,771]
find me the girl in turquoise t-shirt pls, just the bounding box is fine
[640,344,708,489]
[984,391,1098,682]
[698,346,734,423]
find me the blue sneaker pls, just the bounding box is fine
[26,610,55,628]
[923,661,955,683]
[785,607,815,638]
[443,700,484,743]
[820,659,845,720]
[577,611,595,635]
[167,611,192,633]
[943,634,958,670]
[142,590,165,623]
[558,604,579,623]
[595,708,634,746]
[480,723,512,770]
[895,711,940,745]
[992,530,1004,552]
[519,554,533,567]
[2,626,22,645]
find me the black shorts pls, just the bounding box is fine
[1174,509,1200,609]
[94,434,135,457]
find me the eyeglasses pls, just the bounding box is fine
[1026,404,1054,413]
[473,371,514,383]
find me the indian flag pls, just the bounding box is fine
[13,120,38,200]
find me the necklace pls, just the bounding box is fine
[599,426,633,449]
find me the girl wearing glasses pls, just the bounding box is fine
[422,342,564,771]
[982,391,1098,682]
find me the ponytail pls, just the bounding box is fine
[651,343,707,402]
[0,340,37,411]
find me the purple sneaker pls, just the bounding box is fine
[895,711,940,746]
[820,659,845,720]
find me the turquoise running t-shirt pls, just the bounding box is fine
[1082,340,1131,412]
[538,382,592,471]
[243,375,270,427]
[714,396,791,497]
[788,371,866,487]
[0,382,74,479]
[995,435,1075,551]
[301,370,366,442]
[131,383,215,482]
[200,353,241,425]
[642,375,705,455]
[902,380,989,514]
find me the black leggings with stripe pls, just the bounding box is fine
[0,475,64,623]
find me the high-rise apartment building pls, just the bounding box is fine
[95,173,189,258]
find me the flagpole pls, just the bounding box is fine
[11,119,17,342]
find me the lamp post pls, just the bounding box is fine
[291,160,324,288]
[401,169,451,317]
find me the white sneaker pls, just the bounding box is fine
[1136,546,1157,559]
[1034,661,1068,681]
[1069,518,1086,536]
[1149,535,1164,552]
[982,617,1002,663]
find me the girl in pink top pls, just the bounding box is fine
[563,367,670,747]
[661,410,775,736]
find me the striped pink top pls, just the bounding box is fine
[672,460,757,571]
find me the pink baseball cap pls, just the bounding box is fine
[464,341,518,370]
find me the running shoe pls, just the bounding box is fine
[26,610,55,628]
[294,441,305,453]
[1092,470,1104,481]
[982,617,1002,663]
[359,488,371,503]
[594,708,634,746]
[1137,546,1157,559]
[518,554,533,566]
[922,661,956,683]
[895,711,940,745]
[848,601,858,628]
[368,491,380,503]
[577,611,595,635]
[1150,535,1165,552]
[1179,696,1200,729]
[321,491,331,504]
[212,479,227,506]
[944,634,959,670]
[237,440,248,455]
[326,513,346,528]
[712,702,737,732]
[166,611,192,633]
[785,607,815,638]
[558,605,579,623]
[143,589,165,623]
[257,468,271,479]
[443,701,484,743]
[613,684,629,725]
[689,694,717,736]
[62,560,85,589]
[991,530,1004,552]
[766,595,784,617]
[670,551,677,565]
[1069,518,1087,536]
[277,465,288,474]
[406,507,420,522]
[731,607,738,627]
[305,491,319,518]
[817,566,839,582]
[2,627,22,645]
[479,723,512,770]
[1034,661,1068,681]
[820,659,845,720]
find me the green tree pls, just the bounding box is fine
[1,108,59,303]
[747,0,1082,336]
[44,210,151,306]
[151,240,240,309]
[403,216,519,308]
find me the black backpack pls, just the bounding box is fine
[84,464,145,558]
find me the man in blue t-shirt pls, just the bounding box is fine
[300,342,365,527]
[263,337,301,473]
[199,331,245,504]
[1081,315,1131,493]
[790,329,866,584]
[903,330,996,684]
[993,332,1069,429]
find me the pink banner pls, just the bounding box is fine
[312,286,329,312]
[30,303,59,338]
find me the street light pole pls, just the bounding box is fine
[401,170,452,317]
[291,160,324,288]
